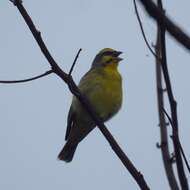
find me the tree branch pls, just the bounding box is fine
[0,70,53,84]
[9,1,150,190]
[162,108,190,174]
[68,48,82,76]
[133,0,159,60]
[155,4,179,189]
[137,0,190,51]
[157,1,189,189]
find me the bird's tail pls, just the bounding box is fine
[58,140,78,162]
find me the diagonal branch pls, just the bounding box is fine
[0,70,53,84]
[133,0,159,59]
[138,0,190,51]
[68,48,82,76]
[162,108,190,174]
[9,1,150,190]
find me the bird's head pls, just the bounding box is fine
[91,48,123,68]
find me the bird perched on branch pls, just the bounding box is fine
[58,48,123,162]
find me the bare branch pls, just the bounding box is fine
[161,108,173,128]
[69,48,82,76]
[9,1,150,190]
[133,0,159,60]
[138,0,190,51]
[157,1,189,189]
[0,70,53,84]
[178,141,190,174]
[155,14,180,189]
[9,0,22,6]
[162,108,190,175]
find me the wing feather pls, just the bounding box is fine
[65,107,75,140]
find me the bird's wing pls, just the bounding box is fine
[64,71,95,141]
[65,69,103,141]
[65,106,75,140]
[78,69,103,93]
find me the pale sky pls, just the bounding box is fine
[0,0,190,189]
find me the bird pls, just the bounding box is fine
[58,48,123,162]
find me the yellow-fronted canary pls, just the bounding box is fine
[58,48,123,162]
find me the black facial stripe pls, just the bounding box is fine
[92,52,114,64]
[105,58,113,64]
[101,51,118,57]
[91,50,122,68]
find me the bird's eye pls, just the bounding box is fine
[102,56,113,65]
[106,58,112,63]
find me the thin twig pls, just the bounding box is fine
[138,0,190,51]
[133,0,160,60]
[0,70,53,84]
[157,1,189,188]
[9,1,150,190]
[69,48,82,76]
[162,108,190,174]
[162,108,173,128]
[178,141,190,174]
[158,1,189,188]
[155,14,180,189]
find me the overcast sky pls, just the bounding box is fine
[0,0,190,190]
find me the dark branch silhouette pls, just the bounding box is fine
[135,0,189,188]
[68,48,82,76]
[0,70,53,84]
[155,2,179,189]
[138,0,190,51]
[157,1,189,189]
[9,1,150,189]
[0,48,82,84]
[155,26,180,190]
[179,142,190,174]
[162,108,190,174]
[133,0,159,60]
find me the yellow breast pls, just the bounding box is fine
[73,64,122,121]
[90,64,122,120]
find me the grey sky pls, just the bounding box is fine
[0,0,190,189]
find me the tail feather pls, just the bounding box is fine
[58,140,78,162]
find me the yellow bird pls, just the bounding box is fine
[58,48,123,162]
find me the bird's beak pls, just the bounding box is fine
[114,51,123,62]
